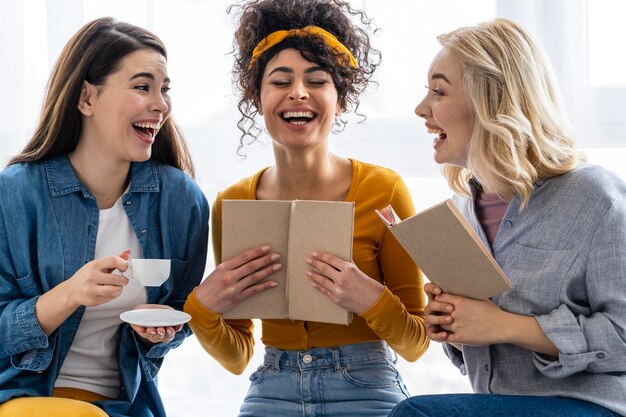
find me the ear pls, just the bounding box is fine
[77,81,97,116]
[335,101,344,117]
[254,97,263,116]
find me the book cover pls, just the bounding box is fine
[376,199,512,300]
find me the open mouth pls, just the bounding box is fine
[428,127,447,142]
[132,122,160,139]
[281,111,316,126]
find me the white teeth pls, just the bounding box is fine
[427,127,444,135]
[133,122,161,130]
[282,111,314,119]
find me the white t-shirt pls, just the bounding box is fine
[55,195,147,398]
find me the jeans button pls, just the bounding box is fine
[302,354,313,364]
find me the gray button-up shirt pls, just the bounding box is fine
[444,164,626,416]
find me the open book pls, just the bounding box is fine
[221,199,354,325]
[376,199,512,300]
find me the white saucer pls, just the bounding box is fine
[120,309,191,327]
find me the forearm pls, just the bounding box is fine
[499,311,559,357]
[184,289,254,374]
[360,287,429,362]
[35,280,78,336]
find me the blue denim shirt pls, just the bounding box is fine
[443,164,626,415]
[0,155,209,417]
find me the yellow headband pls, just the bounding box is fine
[248,25,358,70]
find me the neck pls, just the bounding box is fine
[68,146,131,209]
[260,147,351,200]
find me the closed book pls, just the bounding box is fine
[376,199,512,300]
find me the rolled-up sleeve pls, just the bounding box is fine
[534,197,626,377]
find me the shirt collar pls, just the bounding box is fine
[44,155,160,197]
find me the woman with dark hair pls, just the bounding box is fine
[0,17,208,417]
[183,1,429,416]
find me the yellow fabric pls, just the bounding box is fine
[185,159,429,375]
[52,387,111,402]
[248,25,358,69]
[0,396,108,417]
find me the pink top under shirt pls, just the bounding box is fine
[475,189,508,248]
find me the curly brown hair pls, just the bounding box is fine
[227,0,381,154]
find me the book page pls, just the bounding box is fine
[287,200,354,325]
[221,200,290,319]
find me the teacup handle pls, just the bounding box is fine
[119,261,134,280]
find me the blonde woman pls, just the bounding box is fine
[390,18,626,417]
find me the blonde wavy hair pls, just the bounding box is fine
[439,18,581,206]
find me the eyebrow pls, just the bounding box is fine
[431,73,451,84]
[130,72,171,83]
[268,66,326,76]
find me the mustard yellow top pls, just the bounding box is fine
[184,159,429,374]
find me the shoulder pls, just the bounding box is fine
[216,169,266,201]
[0,161,42,184]
[352,159,406,190]
[0,162,45,198]
[546,164,626,200]
[350,159,415,215]
[155,164,208,208]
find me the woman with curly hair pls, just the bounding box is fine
[389,18,626,417]
[183,0,429,415]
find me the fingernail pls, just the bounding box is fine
[445,305,453,312]
[261,245,270,252]
[270,254,280,261]
[305,258,312,264]
[272,264,282,271]
[311,252,318,257]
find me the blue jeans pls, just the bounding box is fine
[388,394,620,417]
[238,341,409,417]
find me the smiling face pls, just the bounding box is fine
[415,47,475,168]
[258,48,341,151]
[78,48,171,164]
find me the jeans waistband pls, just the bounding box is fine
[263,341,394,372]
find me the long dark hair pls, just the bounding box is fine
[9,17,195,177]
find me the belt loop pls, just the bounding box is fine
[268,348,283,371]
[331,347,342,372]
[274,349,285,372]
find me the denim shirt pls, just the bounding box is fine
[0,156,209,417]
[443,164,626,416]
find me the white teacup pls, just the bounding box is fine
[121,259,171,287]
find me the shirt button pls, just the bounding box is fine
[504,221,513,229]
[125,200,132,205]
[141,229,147,235]
[302,354,313,364]
[597,352,606,359]
[483,364,490,371]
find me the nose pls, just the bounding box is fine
[288,80,309,101]
[151,91,170,114]
[414,94,430,119]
